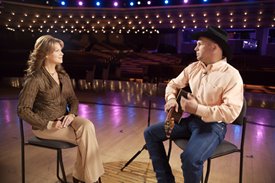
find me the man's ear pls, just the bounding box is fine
[212,43,218,50]
[212,43,222,53]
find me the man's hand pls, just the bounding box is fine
[164,98,179,112]
[180,93,198,114]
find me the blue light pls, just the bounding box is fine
[96,1,101,6]
[130,2,134,6]
[164,0,169,4]
[60,1,66,6]
[203,0,208,2]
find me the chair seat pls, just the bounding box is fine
[174,139,239,159]
[28,136,77,149]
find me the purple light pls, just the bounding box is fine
[183,0,189,3]
[113,1,118,7]
[78,104,90,119]
[78,1,83,6]
[147,1,151,5]
[111,106,122,126]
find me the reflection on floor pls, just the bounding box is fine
[0,79,275,183]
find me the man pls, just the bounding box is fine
[144,26,244,183]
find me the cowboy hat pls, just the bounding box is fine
[192,26,232,60]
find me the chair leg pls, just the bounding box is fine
[57,149,68,183]
[21,143,25,183]
[167,139,172,161]
[98,177,102,183]
[204,159,212,183]
[239,152,243,183]
[20,118,26,183]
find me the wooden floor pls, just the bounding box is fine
[0,79,275,183]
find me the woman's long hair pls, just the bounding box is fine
[25,35,66,77]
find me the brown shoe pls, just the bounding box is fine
[94,177,102,183]
[73,176,85,183]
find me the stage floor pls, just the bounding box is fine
[0,79,274,183]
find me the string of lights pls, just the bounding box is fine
[2,0,268,8]
[0,0,274,34]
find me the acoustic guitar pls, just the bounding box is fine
[164,89,189,138]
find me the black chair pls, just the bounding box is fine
[19,118,77,183]
[167,99,247,183]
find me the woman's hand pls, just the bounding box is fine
[53,120,63,129]
[61,114,75,128]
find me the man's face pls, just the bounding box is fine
[194,37,215,64]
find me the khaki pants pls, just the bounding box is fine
[33,116,104,183]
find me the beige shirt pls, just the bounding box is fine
[165,58,244,123]
[17,67,78,130]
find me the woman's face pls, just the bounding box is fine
[46,42,63,65]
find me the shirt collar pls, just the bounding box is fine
[199,58,227,72]
[42,66,51,77]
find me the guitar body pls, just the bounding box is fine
[164,89,189,138]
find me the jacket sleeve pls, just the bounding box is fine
[17,77,49,130]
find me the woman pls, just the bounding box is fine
[17,35,104,183]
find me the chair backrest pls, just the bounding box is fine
[232,98,247,154]
[232,98,247,125]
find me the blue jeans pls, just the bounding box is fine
[144,115,227,183]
